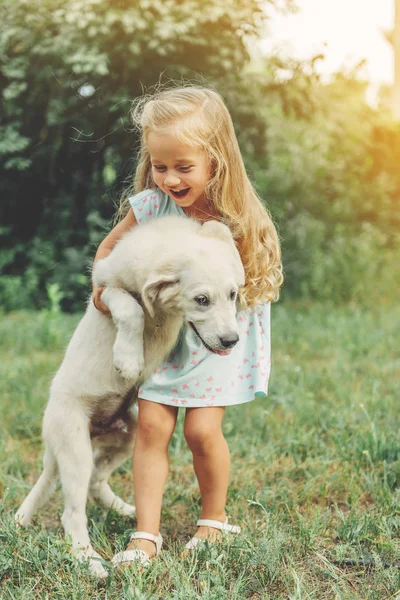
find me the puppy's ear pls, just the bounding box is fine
[201,220,245,287]
[199,220,232,242]
[142,273,180,317]
[234,255,245,288]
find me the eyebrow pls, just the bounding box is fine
[151,158,195,164]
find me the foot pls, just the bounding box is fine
[125,537,157,559]
[15,510,29,528]
[180,525,221,557]
[192,524,223,543]
[75,547,109,579]
[193,513,226,543]
[113,342,144,381]
[110,496,136,518]
[112,531,163,568]
[182,516,240,555]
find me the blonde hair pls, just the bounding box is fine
[118,85,283,307]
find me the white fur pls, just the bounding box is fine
[15,216,244,578]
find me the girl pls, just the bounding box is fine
[92,86,283,567]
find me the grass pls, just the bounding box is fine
[1,302,400,599]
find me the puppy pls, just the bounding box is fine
[16,216,244,578]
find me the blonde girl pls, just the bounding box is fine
[92,86,283,567]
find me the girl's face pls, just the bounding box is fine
[147,131,211,209]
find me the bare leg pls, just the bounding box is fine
[184,407,230,541]
[125,399,178,557]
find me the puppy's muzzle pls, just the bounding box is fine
[219,334,239,349]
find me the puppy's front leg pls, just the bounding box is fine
[101,287,145,381]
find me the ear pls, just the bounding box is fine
[142,273,180,317]
[199,219,233,242]
[200,220,245,287]
[234,254,245,288]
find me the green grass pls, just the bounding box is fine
[1,303,400,599]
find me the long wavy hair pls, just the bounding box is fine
[117,85,283,307]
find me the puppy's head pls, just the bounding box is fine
[176,221,244,355]
[141,220,245,356]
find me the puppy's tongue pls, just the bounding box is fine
[214,349,232,356]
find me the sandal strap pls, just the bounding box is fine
[196,518,241,534]
[112,548,151,568]
[129,531,163,555]
[184,536,204,550]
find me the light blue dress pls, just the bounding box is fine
[130,188,271,408]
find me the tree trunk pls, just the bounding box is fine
[394,0,400,119]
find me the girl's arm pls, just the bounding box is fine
[92,208,137,314]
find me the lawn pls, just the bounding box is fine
[1,302,399,599]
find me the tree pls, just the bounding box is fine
[0,0,291,309]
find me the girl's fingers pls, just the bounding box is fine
[93,288,111,315]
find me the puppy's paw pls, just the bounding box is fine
[15,510,29,528]
[76,547,109,579]
[88,555,109,580]
[111,496,136,517]
[113,348,144,382]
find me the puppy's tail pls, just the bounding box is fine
[15,448,58,527]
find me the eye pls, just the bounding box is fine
[194,295,210,306]
[230,290,237,301]
[178,166,193,172]
[152,165,166,172]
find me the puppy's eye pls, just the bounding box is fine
[195,295,209,306]
[230,290,237,301]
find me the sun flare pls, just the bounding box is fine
[261,0,394,85]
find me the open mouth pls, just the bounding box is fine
[189,322,232,356]
[169,187,191,200]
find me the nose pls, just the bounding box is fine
[164,172,181,187]
[219,333,239,349]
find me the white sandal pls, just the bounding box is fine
[112,531,163,568]
[184,517,241,550]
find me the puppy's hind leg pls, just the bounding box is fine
[90,415,137,517]
[90,444,136,517]
[57,416,108,579]
[15,447,58,527]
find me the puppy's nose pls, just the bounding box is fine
[219,334,239,349]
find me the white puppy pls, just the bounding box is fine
[16,216,244,578]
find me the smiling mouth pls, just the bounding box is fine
[189,322,232,356]
[169,188,190,199]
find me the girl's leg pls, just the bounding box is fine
[184,406,230,541]
[127,398,178,556]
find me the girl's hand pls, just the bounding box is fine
[92,286,111,315]
[91,208,138,317]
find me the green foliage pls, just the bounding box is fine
[251,57,400,302]
[1,0,274,311]
[1,1,399,310]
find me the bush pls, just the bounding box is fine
[251,61,400,304]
